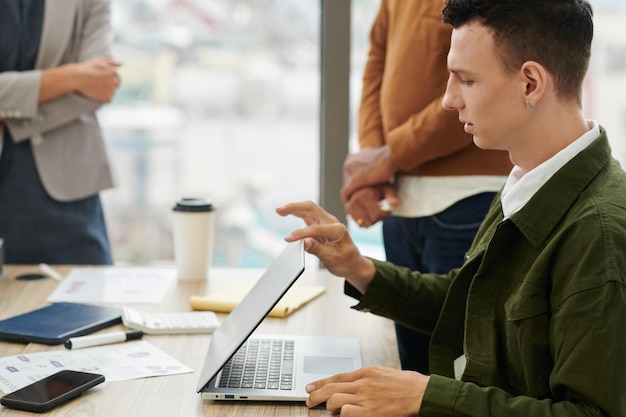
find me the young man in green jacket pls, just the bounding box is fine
[277,0,626,416]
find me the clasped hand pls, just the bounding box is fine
[341,146,400,228]
[73,57,121,103]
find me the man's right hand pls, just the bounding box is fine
[276,200,376,294]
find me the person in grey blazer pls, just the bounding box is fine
[0,0,120,264]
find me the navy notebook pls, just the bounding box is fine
[0,302,122,345]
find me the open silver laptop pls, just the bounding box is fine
[196,239,362,401]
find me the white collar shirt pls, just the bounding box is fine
[501,120,600,219]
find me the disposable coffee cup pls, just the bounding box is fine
[172,198,215,281]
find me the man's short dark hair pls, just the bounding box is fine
[442,0,593,103]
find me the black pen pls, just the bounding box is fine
[64,330,143,350]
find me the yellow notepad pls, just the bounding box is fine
[189,282,326,318]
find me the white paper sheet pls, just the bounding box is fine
[0,341,192,393]
[47,268,176,304]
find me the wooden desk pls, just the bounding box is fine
[0,265,399,416]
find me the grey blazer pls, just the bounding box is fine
[0,0,115,201]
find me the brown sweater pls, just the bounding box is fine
[358,0,512,177]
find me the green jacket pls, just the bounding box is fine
[350,129,626,416]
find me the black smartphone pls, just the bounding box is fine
[0,370,105,413]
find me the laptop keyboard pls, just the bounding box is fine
[218,339,295,390]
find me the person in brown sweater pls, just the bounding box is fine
[342,0,512,373]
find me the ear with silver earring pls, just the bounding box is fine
[526,102,535,111]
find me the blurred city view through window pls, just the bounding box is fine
[100,0,626,268]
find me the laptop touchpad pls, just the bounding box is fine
[303,356,355,374]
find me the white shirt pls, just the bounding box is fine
[501,120,600,219]
[393,175,507,218]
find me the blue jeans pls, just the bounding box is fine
[383,192,497,373]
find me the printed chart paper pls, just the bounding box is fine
[0,341,192,393]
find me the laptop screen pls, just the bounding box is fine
[196,240,305,392]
